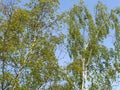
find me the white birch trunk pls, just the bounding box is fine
[82,59,87,90]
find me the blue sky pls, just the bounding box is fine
[59,0,120,12]
[18,0,120,89]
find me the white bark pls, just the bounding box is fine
[82,42,88,90]
[82,59,87,90]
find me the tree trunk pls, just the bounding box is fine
[82,59,87,90]
[1,35,6,90]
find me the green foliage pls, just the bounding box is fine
[0,0,120,90]
[66,1,120,89]
[0,0,64,90]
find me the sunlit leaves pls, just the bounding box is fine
[66,1,120,89]
[0,0,63,89]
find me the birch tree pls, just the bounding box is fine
[0,0,64,90]
[66,1,120,90]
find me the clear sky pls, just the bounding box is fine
[58,0,120,89]
[18,0,120,89]
[59,0,120,12]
